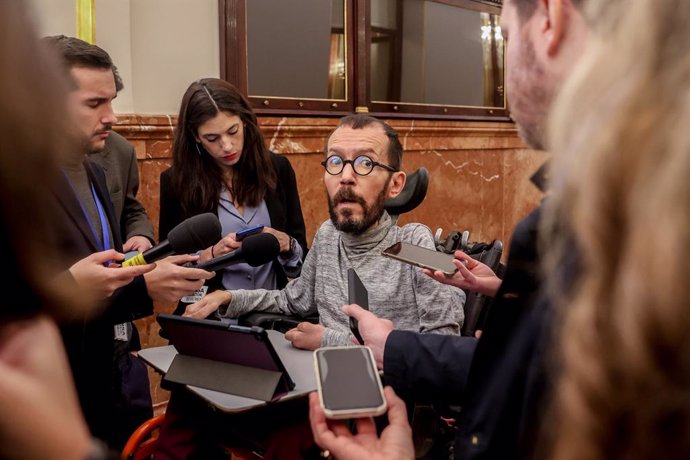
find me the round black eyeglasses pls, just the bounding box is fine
[321,155,398,176]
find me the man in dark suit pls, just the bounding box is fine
[44,35,215,450]
[311,0,589,459]
[90,126,159,449]
[89,129,159,449]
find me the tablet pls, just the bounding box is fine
[156,313,295,396]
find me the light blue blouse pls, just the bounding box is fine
[217,188,303,290]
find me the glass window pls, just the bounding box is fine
[219,0,506,119]
[367,0,505,117]
[246,0,346,101]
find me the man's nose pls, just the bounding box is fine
[102,105,117,125]
[340,162,357,183]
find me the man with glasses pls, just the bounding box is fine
[184,114,465,350]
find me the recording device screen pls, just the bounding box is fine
[381,241,458,276]
[315,346,386,419]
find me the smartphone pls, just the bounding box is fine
[347,269,369,344]
[314,346,387,419]
[236,225,264,241]
[381,241,458,276]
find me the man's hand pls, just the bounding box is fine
[342,305,393,369]
[143,254,214,303]
[423,250,502,297]
[69,249,156,303]
[184,290,232,319]
[309,386,414,460]
[123,235,153,252]
[285,322,325,350]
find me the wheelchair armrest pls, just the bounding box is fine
[238,311,319,334]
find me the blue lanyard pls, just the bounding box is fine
[90,181,111,252]
[63,170,111,252]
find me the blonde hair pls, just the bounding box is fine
[544,0,690,458]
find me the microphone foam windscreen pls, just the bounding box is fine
[167,213,222,253]
[242,233,281,267]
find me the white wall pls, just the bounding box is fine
[29,0,219,114]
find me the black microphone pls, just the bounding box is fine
[122,213,222,267]
[192,233,280,271]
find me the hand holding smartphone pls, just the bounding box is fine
[347,268,369,344]
[236,225,264,241]
[314,346,387,419]
[381,241,458,276]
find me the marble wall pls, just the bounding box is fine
[118,115,546,409]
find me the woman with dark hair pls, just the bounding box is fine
[154,79,310,460]
[159,78,307,301]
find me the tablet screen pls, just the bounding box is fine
[157,314,281,373]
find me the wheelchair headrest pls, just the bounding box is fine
[384,167,429,216]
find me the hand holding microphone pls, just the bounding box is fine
[68,249,156,303]
[143,254,215,303]
[123,212,222,267]
[191,232,281,272]
[121,212,222,303]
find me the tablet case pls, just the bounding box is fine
[157,313,295,401]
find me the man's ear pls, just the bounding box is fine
[543,0,567,57]
[386,171,406,199]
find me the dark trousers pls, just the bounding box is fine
[108,349,154,450]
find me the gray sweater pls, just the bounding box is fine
[222,212,465,346]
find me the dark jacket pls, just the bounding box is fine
[384,205,550,459]
[50,159,153,445]
[158,153,308,289]
[89,131,155,244]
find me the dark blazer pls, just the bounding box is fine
[159,153,308,289]
[50,159,153,444]
[89,131,155,244]
[384,205,549,460]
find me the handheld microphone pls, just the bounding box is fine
[122,213,222,267]
[192,233,280,271]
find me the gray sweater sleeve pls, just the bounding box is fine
[221,239,319,318]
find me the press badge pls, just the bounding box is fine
[114,322,131,341]
[181,285,209,303]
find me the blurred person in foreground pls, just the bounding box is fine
[544,0,690,458]
[0,1,128,458]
